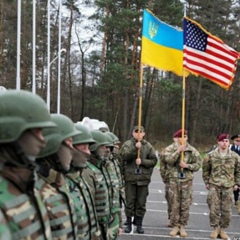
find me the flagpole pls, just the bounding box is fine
[137,63,144,161]
[180,5,187,164]
[181,71,186,163]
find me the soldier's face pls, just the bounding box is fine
[177,135,188,145]
[233,139,240,146]
[17,128,46,158]
[218,139,230,149]
[132,130,145,140]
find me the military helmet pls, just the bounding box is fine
[106,132,120,144]
[103,132,114,147]
[73,124,96,145]
[37,114,81,158]
[0,90,55,143]
[90,130,110,152]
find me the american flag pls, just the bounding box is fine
[183,17,240,90]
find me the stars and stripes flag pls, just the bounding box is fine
[183,17,240,90]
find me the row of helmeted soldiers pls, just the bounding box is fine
[0,90,126,240]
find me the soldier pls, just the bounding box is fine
[36,114,80,239]
[230,134,240,208]
[163,129,202,237]
[202,134,240,240]
[106,132,125,229]
[0,90,55,240]
[103,132,122,239]
[119,126,157,234]
[66,124,101,240]
[82,130,111,240]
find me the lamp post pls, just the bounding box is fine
[46,48,66,111]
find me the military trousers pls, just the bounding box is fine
[125,182,149,218]
[168,180,193,226]
[164,182,171,219]
[207,184,234,228]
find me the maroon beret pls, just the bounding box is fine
[217,134,229,142]
[173,129,187,138]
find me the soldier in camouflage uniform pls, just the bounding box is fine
[82,130,111,240]
[119,126,157,234]
[66,124,101,240]
[103,132,123,239]
[202,134,240,240]
[36,114,80,240]
[163,129,202,237]
[106,132,125,230]
[0,90,55,240]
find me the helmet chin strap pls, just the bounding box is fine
[17,130,46,159]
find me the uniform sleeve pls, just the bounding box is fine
[159,152,166,182]
[164,145,180,166]
[202,154,211,185]
[187,150,202,172]
[234,155,240,186]
[140,143,158,168]
[119,140,137,162]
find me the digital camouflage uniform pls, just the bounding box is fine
[66,171,100,240]
[0,208,12,240]
[0,90,56,240]
[0,170,52,240]
[104,158,120,240]
[119,137,157,228]
[83,162,110,240]
[103,133,123,240]
[202,148,240,228]
[36,169,78,239]
[36,113,82,240]
[71,123,101,240]
[164,142,202,227]
[159,153,172,223]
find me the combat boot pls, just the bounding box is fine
[170,226,179,237]
[124,217,132,233]
[219,228,228,240]
[136,216,144,234]
[180,225,187,237]
[210,227,219,239]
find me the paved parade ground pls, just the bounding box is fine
[119,168,240,240]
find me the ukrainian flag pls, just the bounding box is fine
[141,9,186,76]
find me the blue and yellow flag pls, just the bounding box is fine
[141,9,186,76]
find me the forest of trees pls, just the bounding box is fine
[1,0,240,149]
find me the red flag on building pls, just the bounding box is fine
[183,17,240,90]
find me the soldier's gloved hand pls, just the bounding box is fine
[135,142,141,149]
[179,161,188,169]
[177,145,186,153]
[136,158,141,165]
[205,184,210,190]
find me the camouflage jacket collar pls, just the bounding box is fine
[1,165,35,193]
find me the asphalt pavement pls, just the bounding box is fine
[119,168,240,240]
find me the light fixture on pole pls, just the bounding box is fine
[46,48,66,111]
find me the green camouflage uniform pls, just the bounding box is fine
[0,208,12,240]
[36,167,78,240]
[159,153,172,220]
[66,171,100,240]
[202,148,240,228]
[164,142,202,227]
[104,157,121,240]
[119,138,157,218]
[83,161,110,240]
[0,165,52,240]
